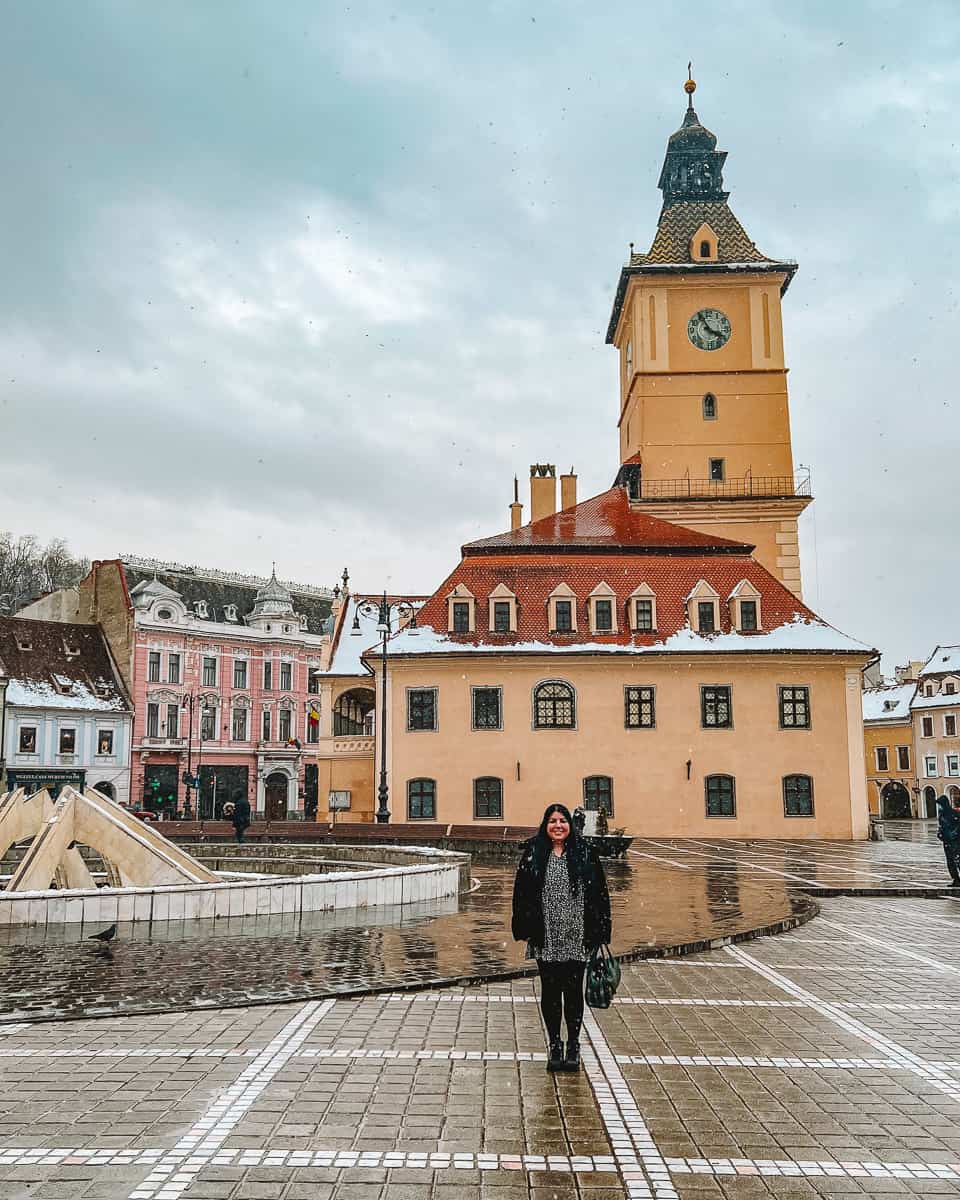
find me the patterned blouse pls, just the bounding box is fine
[526,850,586,963]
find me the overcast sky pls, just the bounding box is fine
[1,1,957,670]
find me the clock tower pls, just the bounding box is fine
[606,74,811,597]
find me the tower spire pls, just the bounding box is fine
[657,71,728,208]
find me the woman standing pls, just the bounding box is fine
[511,803,612,1072]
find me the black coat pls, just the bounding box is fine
[232,796,251,831]
[511,839,612,952]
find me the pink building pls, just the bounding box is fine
[26,557,334,820]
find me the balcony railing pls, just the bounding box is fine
[635,470,811,502]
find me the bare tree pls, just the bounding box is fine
[0,532,89,614]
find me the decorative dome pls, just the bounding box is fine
[250,568,295,619]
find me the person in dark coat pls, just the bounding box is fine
[231,789,251,845]
[511,802,611,1073]
[936,794,960,886]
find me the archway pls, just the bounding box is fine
[950,786,960,806]
[93,781,115,801]
[880,781,911,819]
[923,785,938,818]
[333,688,376,736]
[265,771,289,821]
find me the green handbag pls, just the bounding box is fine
[585,945,621,1009]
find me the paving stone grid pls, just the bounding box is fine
[2,827,960,1197]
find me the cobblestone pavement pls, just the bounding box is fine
[2,889,960,1198]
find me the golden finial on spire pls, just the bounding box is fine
[684,62,696,107]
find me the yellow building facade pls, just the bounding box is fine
[862,684,915,818]
[331,78,875,839]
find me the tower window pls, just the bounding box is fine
[709,458,725,481]
[699,240,711,257]
[702,393,717,420]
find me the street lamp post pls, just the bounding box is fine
[180,692,204,820]
[352,592,417,824]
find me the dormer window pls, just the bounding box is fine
[299,613,309,631]
[15,637,32,651]
[52,673,74,696]
[224,604,238,623]
[588,583,618,635]
[547,584,578,634]
[629,584,657,633]
[687,580,721,634]
[446,585,475,634]
[487,584,518,633]
[690,222,719,262]
[729,580,763,632]
[194,600,209,618]
[62,639,79,658]
[156,607,173,621]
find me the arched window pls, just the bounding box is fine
[407,778,436,820]
[705,774,735,817]
[923,785,938,818]
[474,777,503,819]
[702,392,717,420]
[699,240,711,257]
[783,774,814,817]
[533,680,576,729]
[583,776,613,816]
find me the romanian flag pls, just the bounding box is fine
[308,707,320,724]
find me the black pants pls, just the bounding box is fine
[537,960,587,1046]
[945,840,960,883]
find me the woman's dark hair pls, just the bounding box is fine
[530,803,589,892]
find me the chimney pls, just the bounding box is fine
[560,467,577,511]
[509,476,523,531]
[529,464,557,523]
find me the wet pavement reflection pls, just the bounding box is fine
[0,853,813,1024]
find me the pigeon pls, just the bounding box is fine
[87,924,117,943]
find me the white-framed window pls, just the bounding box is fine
[278,708,292,741]
[263,659,273,690]
[687,581,720,634]
[202,656,217,687]
[262,709,271,742]
[896,745,910,771]
[947,753,960,778]
[224,604,239,622]
[232,708,248,741]
[547,584,578,634]
[147,651,161,682]
[630,585,657,632]
[588,583,617,635]
[925,684,935,697]
[233,659,248,690]
[924,755,939,778]
[167,653,181,684]
[875,746,889,772]
[945,714,958,738]
[921,716,934,738]
[280,661,293,691]
[17,725,37,754]
[446,585,476,634]
[729,580,762,632]
[146,703,160,738]
[709,457,725,482]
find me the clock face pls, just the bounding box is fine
[687,308,732,351]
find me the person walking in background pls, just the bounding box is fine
[938,794,960,886]
[511,803,611,1072]
[231,789,251,845]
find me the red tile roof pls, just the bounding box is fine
[411,553,819,648]
[464,486,752,557]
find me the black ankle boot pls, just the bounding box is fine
[547,1040,564,1071]
[563,1040,581,1071]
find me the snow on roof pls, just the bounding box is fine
[0,617,130,713]
[911,692,960,712]
[385,614,872,659]
[862,683,915,723]
[920,645,960,678]
[321,597,424,677]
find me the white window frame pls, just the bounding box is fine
[947,753,960,779]
[874,746,889,772]
[588,583,618,635]
[921,716,934,738]
[896,745,910,772]
[924,754,939,778]
[945,714,958,738]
